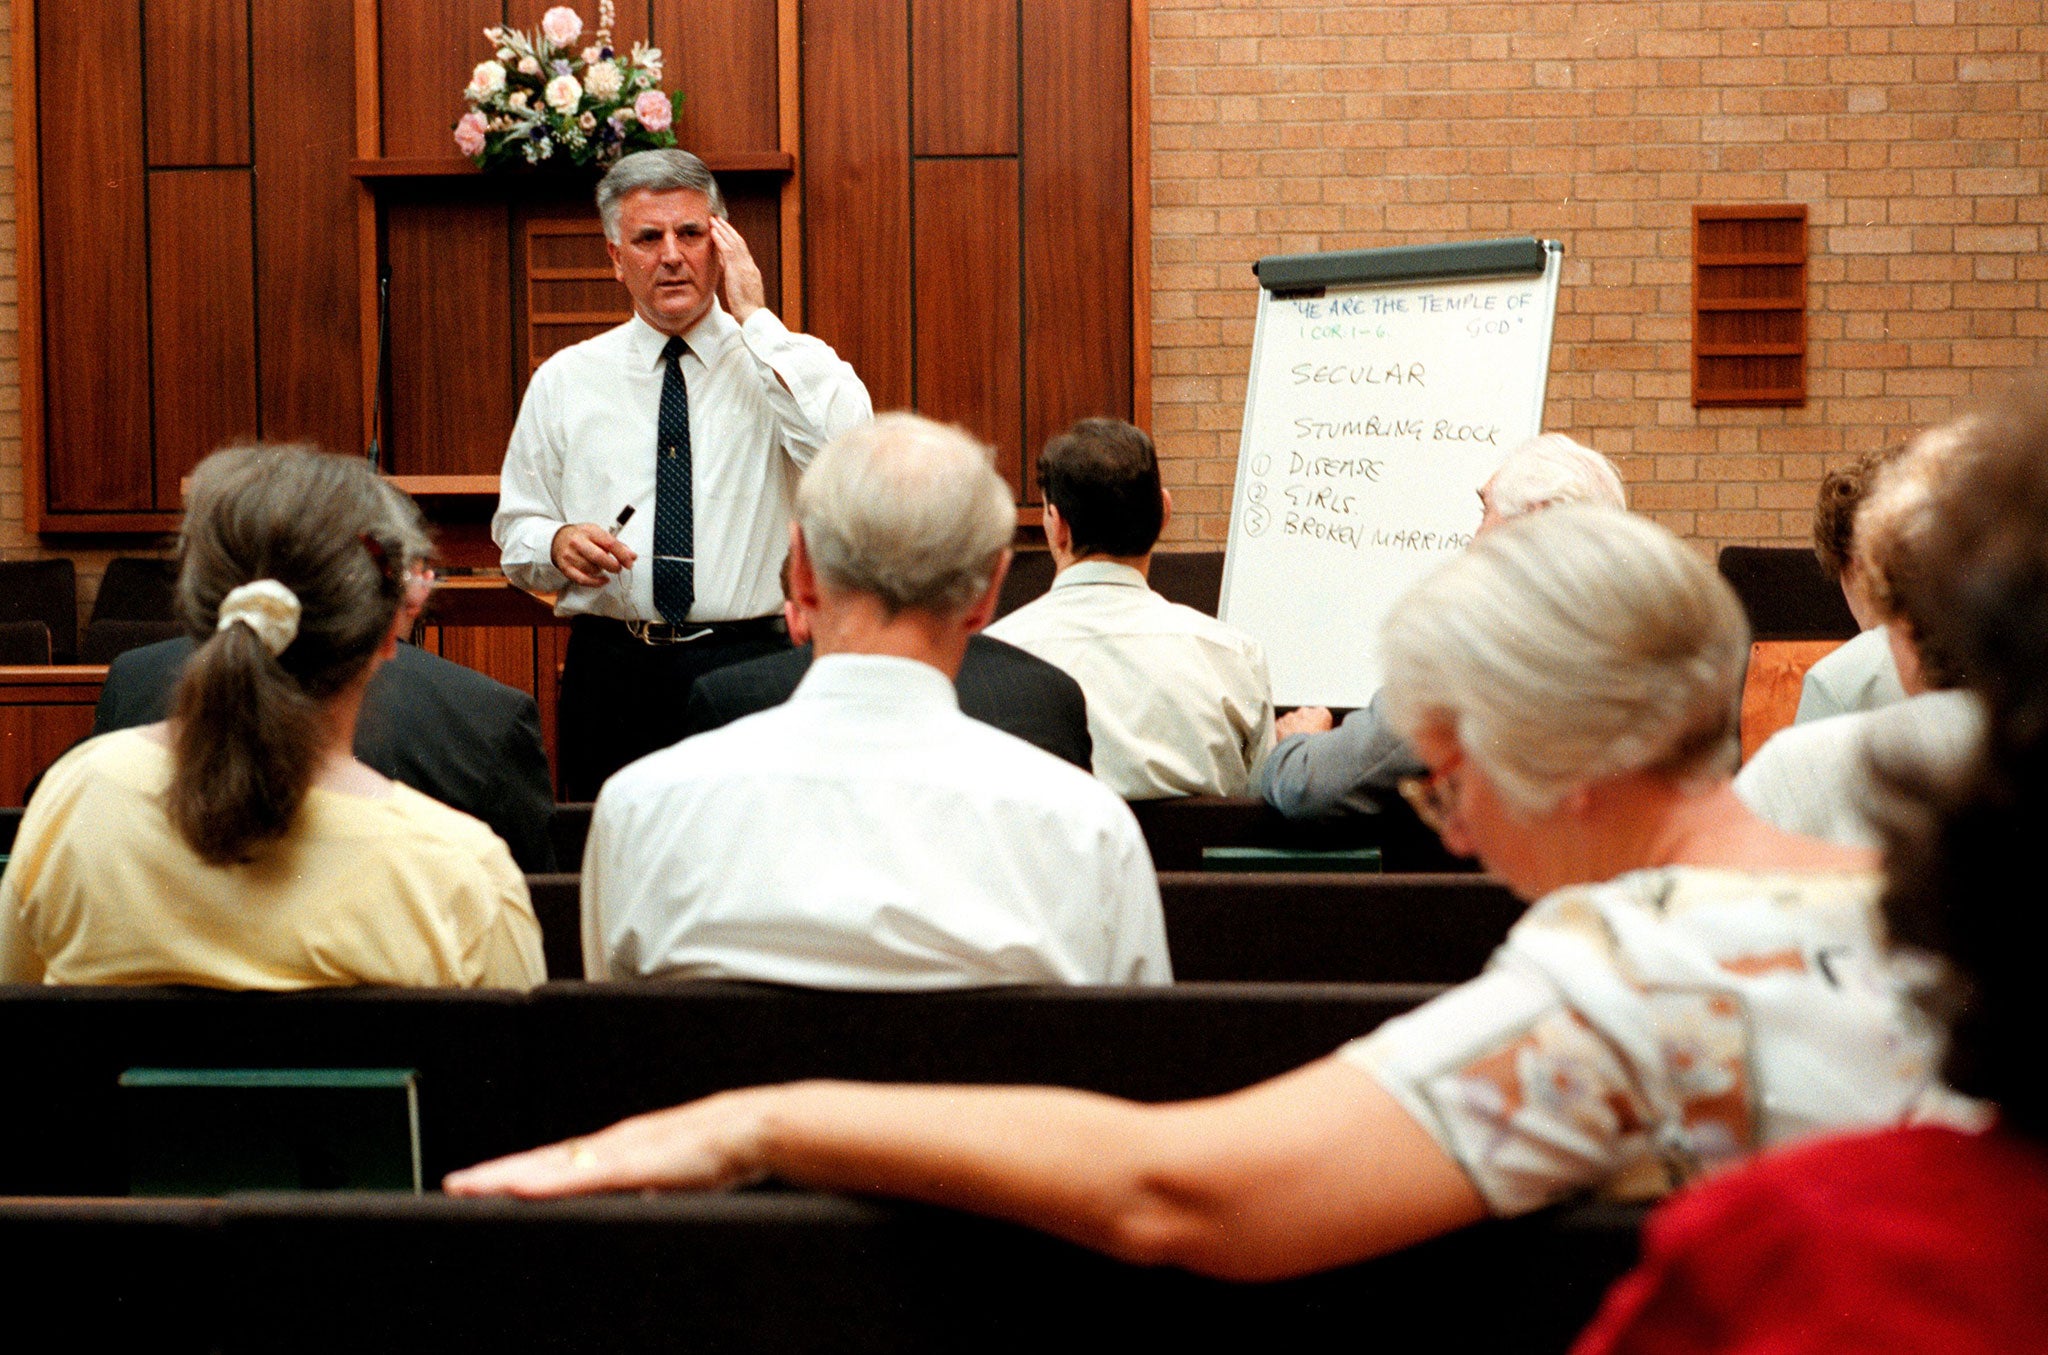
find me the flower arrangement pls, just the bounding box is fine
[454,2,680,170]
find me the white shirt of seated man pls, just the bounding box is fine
[582,416,1171,989]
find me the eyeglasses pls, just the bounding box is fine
[1397,761,1464,838]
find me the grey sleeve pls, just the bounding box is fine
[1253,693,1426,819]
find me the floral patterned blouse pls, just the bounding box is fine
[1340,867,1975,1216]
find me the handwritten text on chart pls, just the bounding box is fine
[1289,291,1537,341]
[1288,291,1537,318]
[1292,418,1500,447]
[1280,510,1473,553]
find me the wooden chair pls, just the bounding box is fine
[1740,638,1843,761]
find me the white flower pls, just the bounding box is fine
[578,111,598,130]
[545,74,584,114]
[518,56,542,76]
[630,41,663,81]
[509,91,530,111]
[584,59,623,100]
[540,6,583,46]
[581,45,603,64]
[465,59,507,100]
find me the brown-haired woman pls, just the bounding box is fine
[0,444,543,989]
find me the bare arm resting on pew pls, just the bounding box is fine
[442,1056,1485,1281]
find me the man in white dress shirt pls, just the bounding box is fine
[987,418,1274,800]
[582,413,1171,989]
[493,150,873,797]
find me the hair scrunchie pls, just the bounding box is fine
[215,579,302,657]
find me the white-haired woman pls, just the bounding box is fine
[447,507,1957,1279]
[0,444,543,990]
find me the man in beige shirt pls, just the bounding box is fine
[987,418,1274,799]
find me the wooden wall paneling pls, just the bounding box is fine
[143,0,251,166]
[800,0,912,412]
[1020,2,1131,479]
[912,159,1023,485]
[655,0,779,155]
[724,183,783,316]
[146,171,260,507]
[255,0,365,455]
[385,198,517,476]
[777,0,802,331]
[0,670,102,808]
[437,627,540,700]
[378,0,503,159]
[37,0,153,512]
[1129,0,1151,433]
[912,0,1017,157]
[15,0,47,532]
[517,211,628,378]
[537,624,570,794]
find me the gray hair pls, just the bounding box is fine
[1485,434,1628,519]
[1381,505,1749,815]
[797,414,1017,616]
[595,149,726,242]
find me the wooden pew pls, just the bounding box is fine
[0,1191,1644,1355]
[528,872,1526,986]
[1160,871,1522,983]
[547,795,1478,878]
[519,980,1438,1143]
[1127,795,1475,872]
[0,980,1438,1197]
[0,985,530,1195]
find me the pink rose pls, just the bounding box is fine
[633,89,672,132]
[540,6,583,46]
[453,111,489,157]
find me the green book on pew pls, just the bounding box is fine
[1198,845,1383,874]
[119,1067,423,1197]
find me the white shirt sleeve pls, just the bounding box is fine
[734,309,874,470]
[1105,822,1172,985]
[493,363,573,596]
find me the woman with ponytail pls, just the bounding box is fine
[1,444,543,989]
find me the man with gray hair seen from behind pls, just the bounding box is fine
[494,149,872,799]
[1257,433,1628,819]
[581,413,1171,989]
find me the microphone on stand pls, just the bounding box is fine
[366,269,391,472]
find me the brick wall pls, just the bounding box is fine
[1147,0,2048,552]
[2,4,2044,576]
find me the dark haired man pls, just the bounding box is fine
[986,418,1272,799]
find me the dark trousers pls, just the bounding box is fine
[557,615,790,800]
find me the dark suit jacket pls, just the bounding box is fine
[94,638,558,871]
[684,634,1093,769]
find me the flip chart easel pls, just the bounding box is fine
[1218,237,1562,708]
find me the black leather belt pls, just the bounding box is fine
[591,615,786,646]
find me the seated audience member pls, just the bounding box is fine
[1793,445,1906,725]
[1574,380,2048,1355]
[580,413,1169,988]
[1257,433,1627,819]
[985,418,1273,799]
[683,559,1093,770]
[91,499,558,871]
[1735,421,1984,848]
[0,445,543,989]
[452,507,1958,1282]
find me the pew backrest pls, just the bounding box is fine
[1160,871,1523,983]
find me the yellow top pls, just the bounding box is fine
[0,729,544,990]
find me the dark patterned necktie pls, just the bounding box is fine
[653,335,694,625]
